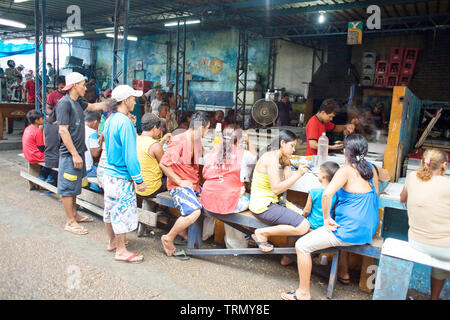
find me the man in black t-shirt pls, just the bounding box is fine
[55,72,106,235]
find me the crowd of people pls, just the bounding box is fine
[19,71,449,300]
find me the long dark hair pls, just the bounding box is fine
[258,129,297,158]
[216,124,242,168]
[344,133,373,181]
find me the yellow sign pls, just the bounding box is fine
[347,21,363,45]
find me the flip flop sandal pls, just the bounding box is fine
[64,224,88,235]
[281,290,299,300]
[251,234,274,252]
[115,253,144,264]
[338,277,350,285]
[77,216,94,223]
[172,249,190,261]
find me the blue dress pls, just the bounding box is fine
[332,164,379,245]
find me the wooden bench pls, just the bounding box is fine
[373,238,450,300]
[152,191,389,299]
[19,155,157,228]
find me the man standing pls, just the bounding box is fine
[159,111,210,257]
[276,94,293,126]
[144,81,162,102]
[46,76,66,114]
[56,72,106,235]
[305,99,355,156]
[103,85,146,263]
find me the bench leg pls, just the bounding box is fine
[187,215,204,250]
[327,251,339,299]
[373,254,413,300]
[359,256,377,293]
[28,163,41,190]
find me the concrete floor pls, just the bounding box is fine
[0,149,428,300]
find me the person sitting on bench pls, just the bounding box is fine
[400,149,450,300]
[159,111,210,257]
[249,129,310,253]
[22,110,53,182]
[201,125,257,215]
[137,113,171,200]
[282,133,379,300]
[43,109,59,186]
[84,111,101,178]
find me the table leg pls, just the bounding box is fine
[6,117,14,134]
[0,112,4,140]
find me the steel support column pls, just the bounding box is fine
[122,0,130,85]
[34,0,41,111]
[266,39,276,92]
[175,19,186,119]
[112,0,121,88]
[41,0,47,119]
[234,29,248,125]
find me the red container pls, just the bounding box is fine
[390,47,404,62]
[403,48,418,63]
[400,60,416,76]
[397,75,412,86]
[373,75,387,87]
[375,60,389,75]
[386,75,398,88]
[388,62,401,75]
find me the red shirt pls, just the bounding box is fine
[160,130,202,192]
[22,124,45,163]
[305,115,335,156]
[46,90,65,108]
[25,80,36,103]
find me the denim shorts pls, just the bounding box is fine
[253,203,305,228]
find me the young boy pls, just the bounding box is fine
[84,111,101,178]
[302,161,340,230]
[22,109,52,181]
[43,109,59,186]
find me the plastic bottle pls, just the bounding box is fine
[317,132,329,166]
[213,122,222,147]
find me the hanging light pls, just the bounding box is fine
[106,33,138,41]
[164,19,200,27]
[318,11,326,24]
[0,18,26,29]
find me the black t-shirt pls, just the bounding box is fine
[277,101,293,126]
[55,94,88,156]
[44,123,60,168]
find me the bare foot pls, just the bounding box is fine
[107,239,129,252]
[252,232,273,253]
[161,235,176,257]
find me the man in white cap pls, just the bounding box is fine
[56,72,106,235]
[102,84,146,263]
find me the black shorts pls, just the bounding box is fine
[253,203,305,227]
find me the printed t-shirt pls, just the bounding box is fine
[84,125,100,171]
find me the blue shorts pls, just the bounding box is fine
[57,154,86,197]
[169,187,202,216]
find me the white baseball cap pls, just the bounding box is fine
[111,85,143,102]
[62,72,86,91]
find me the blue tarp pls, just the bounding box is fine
[0,40,40,58]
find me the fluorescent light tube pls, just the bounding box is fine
[61,31,85,37]
[105,33,138,41]
[0,18,26,29]
[164,19,200,27]
[95,26,124,34]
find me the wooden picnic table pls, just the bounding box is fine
[0,101,35,139]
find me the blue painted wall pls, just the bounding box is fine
[80,28,269,107]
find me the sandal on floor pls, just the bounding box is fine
[251,234,274,253]
[115,253,144,264]
[77,215,94,223]
[338,277,350,285]
[64,224,88,235]
[172,249,190,261]
[281,290,298,300]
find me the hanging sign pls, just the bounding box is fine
[347,21,363,45]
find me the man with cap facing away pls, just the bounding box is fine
[102,85,146,263]
[55,72,107,235]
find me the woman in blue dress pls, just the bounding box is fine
[282,133,379,300]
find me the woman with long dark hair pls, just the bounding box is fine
[201,125,257,214]
[249,129,310,252]
[282,133,379,300]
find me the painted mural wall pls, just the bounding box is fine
[73,28,269,107]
